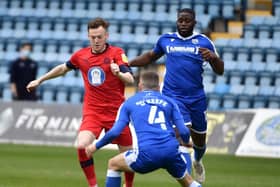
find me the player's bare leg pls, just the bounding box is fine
[118,145,134,187]
[105,152,133,187]
[77,130,98,187]
[190,130,206,184]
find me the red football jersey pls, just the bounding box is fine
[69,44,129,116]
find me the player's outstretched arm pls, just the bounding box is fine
[129,51,162,67]
[26,64,71,92]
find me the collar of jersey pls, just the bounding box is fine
[176,31,199,40]
[91,43,109,55]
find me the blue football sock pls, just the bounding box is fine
[105,169,121,187]
[193,144,206,162]
[179,146,192,174]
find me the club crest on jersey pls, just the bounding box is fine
[192,39,199,44]
[87,67,105,86]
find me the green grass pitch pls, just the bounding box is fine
[0,144,279,187]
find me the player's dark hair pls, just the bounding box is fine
[140,71,159,90]
[88,18,109,31]
[177,8,195,19]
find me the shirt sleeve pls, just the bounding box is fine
[95,103,130,149]
[152,35,164,55]
[66,52,79,69]
[114,47,133,74]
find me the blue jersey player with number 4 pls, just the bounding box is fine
[129,8,224,183]
[85,71,202,187]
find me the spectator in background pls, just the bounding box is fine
[9,42,38,101]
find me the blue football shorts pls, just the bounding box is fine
[124,146,189,179]
[175,97,207,133]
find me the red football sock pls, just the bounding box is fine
[77,148,97,186]
[124,171,134,187]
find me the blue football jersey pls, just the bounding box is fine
[153,32,218,101]
[96,90,190,150]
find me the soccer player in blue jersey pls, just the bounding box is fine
[128,8,224,183]
[85,71,202,187]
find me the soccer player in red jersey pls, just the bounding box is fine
[26,18,135,187]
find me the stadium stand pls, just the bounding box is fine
[0,0,279,110]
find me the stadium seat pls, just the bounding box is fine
[208,0,221,18]
[2,83,12,101]
[214,83,230,95]
[243,71,258,86]
[180,0,192,9]
[222,0,235,19]
[229,84,244,95]
[154,2,169,22]
[236,47,250,62]
[214,38,230,47]
[235,60,251,72]
[258,85,275,96]
[259,71,273,86]
[243,84,259,96]
[222,47,236,61]
[208,93,222,111]
[237,95,252,109]
[258,25,272,39]
[252,96,267,108]
[113,0,128,20]
[250,16,266,25]
[243,38,258,48]
[127,0,142,20]
[56,86,69,104]
[69,86,83,104]
[228,70,243,85]
[140,1,155,21]
[167,1,180,22]
[265,48,278,63]
[224,60,237,71]
[251,48,264,62]
[222,94,237,109]
[272,25,280,40]
[267,96,280,108]
[250,61,266,72]
[257,39,272,48]
[73,1,87,18]
[41,84,56,104]
[274,73,280,86]
[265,61,280,72]
[270,39,280,48]
[193,0,206,15]
[273,1,280,17]
[243,24,257,38]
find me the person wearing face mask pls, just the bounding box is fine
[9,42,38,101]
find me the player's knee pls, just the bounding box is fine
[77,141,91,149]
[107,158,119,170]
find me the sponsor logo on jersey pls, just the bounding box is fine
[166,45,199,54]
[87,67,105,86]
